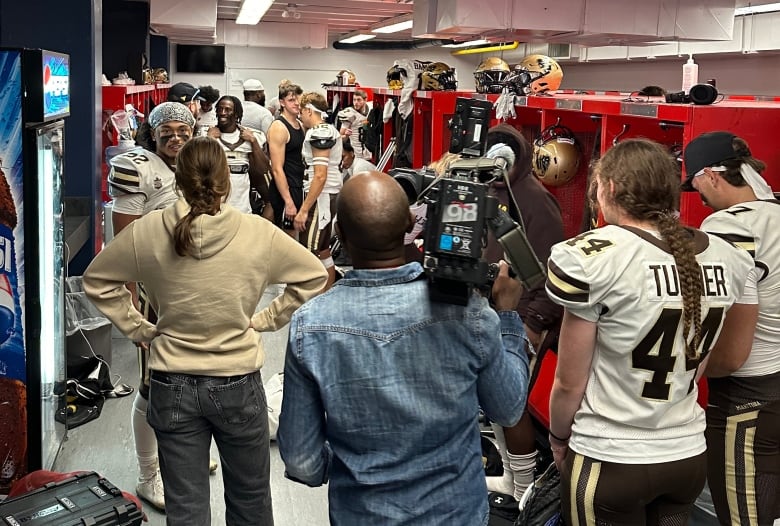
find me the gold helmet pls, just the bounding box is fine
[532,124,580,186]
[474,57,510,94]
[508,54,563,95]
[387,64,408,90]
[152,68,169,83]
[338,69,357,86]
[419,62,457,91]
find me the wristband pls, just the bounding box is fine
[549,429,570,442]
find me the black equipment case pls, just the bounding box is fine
[0,471,143,525]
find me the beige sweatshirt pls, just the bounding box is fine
[83,198,327,376]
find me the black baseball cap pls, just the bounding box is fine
[167,82,204,103]
[681,131,738,191]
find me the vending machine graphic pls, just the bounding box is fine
[0,48,68,492]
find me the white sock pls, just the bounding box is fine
[508,451,537,501]
[132,392,158,481]
[485,423,514,495]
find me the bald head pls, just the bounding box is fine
[337,171,412,263]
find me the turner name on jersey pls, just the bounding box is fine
[108,148,178,215]
[547,225,748,312]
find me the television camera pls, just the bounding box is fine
[390,97,546,305]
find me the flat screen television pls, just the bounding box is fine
[176,44,225,74]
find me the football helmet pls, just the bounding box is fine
[474,57,510,94]
[387,64,408,90]
[338,69,356,86]
[532,124,580,186]
[506,54,563,95]
[152,68,169,83]
[419,62,457,91]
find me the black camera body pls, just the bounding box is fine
[423,169,500,301]
[390,97,545,305]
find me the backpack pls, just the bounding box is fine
[515,463,563,526]
[359,105,384,159]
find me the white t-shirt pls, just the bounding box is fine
[217,129,266,214]
[242,101,274,134]
[344,157,377,181]
[196,108,217,136]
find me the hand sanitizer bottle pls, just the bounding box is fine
[682,54,699,94]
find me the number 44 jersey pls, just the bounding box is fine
[545,224,753,464]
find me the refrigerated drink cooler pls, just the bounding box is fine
[0,47,69,493]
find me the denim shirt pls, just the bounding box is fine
[278,263,529,526]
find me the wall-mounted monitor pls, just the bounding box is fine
[176,44,225,74]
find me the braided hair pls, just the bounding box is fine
[597,139,703,359]
[173,137,231,257]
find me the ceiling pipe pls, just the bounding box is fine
[333,38,456,51]
[450,41,519,55]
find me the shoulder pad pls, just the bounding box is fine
[308,124,337,149]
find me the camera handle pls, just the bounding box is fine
[488,208,546,290]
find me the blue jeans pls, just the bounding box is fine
[148,370,273,526]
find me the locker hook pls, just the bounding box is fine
[554,116,562,127]
[613,123,630,145]
[658,121,684,131]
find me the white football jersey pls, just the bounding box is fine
[108,148,177,215]
[303,123,343,195]
[217,129,266,214]
[338,106,371,160]
[546,225,753,464]
[701,199,780,377]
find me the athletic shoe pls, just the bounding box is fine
[136,470,165,512]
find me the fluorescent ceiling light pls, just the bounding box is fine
[372,19,413,34]
[442,39,490,48]
[339,34,376,44]
[236,0,273,25]
[734,3,780,15]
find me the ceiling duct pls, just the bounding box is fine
[413,0,738,47]
[150,0,218,43]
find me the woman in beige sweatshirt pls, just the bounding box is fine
[84,136,327,526]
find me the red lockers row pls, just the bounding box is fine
[327,86,780,233]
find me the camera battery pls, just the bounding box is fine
[0,472,142,526]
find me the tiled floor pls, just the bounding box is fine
[53,287,330,525]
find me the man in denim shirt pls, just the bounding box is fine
[278,171,530,525]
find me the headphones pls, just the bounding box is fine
[665,84,718,105]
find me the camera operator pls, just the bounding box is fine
[483,123,566,501]
[278,171,530,525]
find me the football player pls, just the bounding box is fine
[683,131,779,526]
[546,139,753,525]
[267,83,304,238]
[297,92,343,291]
[207,95,272,220]
[338,89,372,161]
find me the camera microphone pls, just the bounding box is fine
[485,143,516,172]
